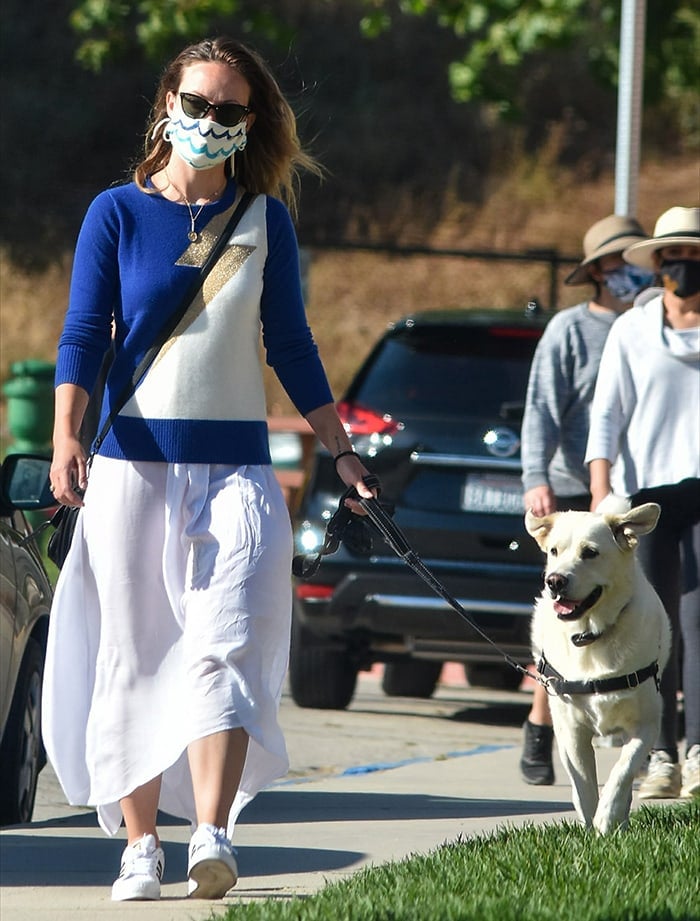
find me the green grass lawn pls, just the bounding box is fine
[218,800,699,921]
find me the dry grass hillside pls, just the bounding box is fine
[1,154,697,430]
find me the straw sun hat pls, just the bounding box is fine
[565,214,648,286]
[623,206,700,269]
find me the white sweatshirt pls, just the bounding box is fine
[585,293,700,496]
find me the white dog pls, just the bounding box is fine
[525,502,670,834]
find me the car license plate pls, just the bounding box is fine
[461,473,524,515]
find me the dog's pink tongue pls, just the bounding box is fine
[554,598,578,615]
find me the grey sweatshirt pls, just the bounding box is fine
[521,302,617,497]
[585,292,700,494]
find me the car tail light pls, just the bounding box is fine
[336,400,401,435]
[295,583,335,599]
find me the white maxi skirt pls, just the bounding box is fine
[42,455,293,838]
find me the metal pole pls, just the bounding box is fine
[615,0,647,216]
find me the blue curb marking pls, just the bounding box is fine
[274,743,514,787]
[342,743,513,775]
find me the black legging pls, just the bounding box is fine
[633,479,700,758]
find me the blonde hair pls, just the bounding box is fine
[134,37,322,217]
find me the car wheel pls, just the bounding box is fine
[288,619,358,710]
[382,660,443,698]
[0,637,45,826]
[464,663,523,692]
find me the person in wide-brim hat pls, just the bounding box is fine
[586,203,700,803]
[565,214,648,286]
[623,205,700,269]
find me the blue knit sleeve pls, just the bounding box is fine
[55,190,118,394]
[261,197,333,415]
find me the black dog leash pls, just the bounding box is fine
[293,479,535,684]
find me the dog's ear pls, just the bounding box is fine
[609,502,661,550]
[525,509,554,549]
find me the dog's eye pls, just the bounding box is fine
[549,547,558,557]
[581,546,599,560]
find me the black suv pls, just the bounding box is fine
[290,306,550,709]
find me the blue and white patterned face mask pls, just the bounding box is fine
[602,265,655,303]
[155,108,247,170]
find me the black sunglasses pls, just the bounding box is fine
[179,92,250,128]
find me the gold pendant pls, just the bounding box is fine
[188,230,199,243]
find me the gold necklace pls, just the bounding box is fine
[164,171,226,243]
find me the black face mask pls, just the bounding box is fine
[660,259,700,299]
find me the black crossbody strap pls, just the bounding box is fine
[91,190,255,457]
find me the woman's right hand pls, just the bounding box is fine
[50,434,88,506]
[50,382,91,505]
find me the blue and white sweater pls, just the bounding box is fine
[56,180,332,464]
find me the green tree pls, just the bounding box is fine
[360,0,699,121]
[70,0,292,70]
[70,0,699,130]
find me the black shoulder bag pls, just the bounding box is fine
[47,191,255,568]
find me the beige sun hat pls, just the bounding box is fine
[623,206,700,269]
[565,214,648,285]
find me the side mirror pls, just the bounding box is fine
[0,454,55,510]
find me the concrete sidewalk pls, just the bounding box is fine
[0,742,623,920]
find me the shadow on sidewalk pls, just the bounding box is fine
[240,787,573,825]
[0,832,364,887]
[0,787,572,888]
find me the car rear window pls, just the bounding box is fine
[349,325,541,418]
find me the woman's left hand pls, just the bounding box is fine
[334,451,379,515]
[304,403,381,514]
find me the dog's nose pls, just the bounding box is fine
[546,573,568,595]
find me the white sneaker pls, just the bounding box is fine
[638,750,682,799]
[111,833,164,901]
[681,744,700,798]
[188,823,238,899]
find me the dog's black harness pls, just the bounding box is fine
[536,654,660,697]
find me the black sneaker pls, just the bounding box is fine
[520,719,555,785]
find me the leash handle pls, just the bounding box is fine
[291,475,381,578]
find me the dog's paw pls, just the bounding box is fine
[594,812,629,835]
[594,793,632,834]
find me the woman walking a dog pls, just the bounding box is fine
[44,36,375,901]
[586,206,700,801]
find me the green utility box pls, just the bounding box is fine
[2,359,55,455]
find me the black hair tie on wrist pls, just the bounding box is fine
[333,449,359,470]
[332,453,381,496]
